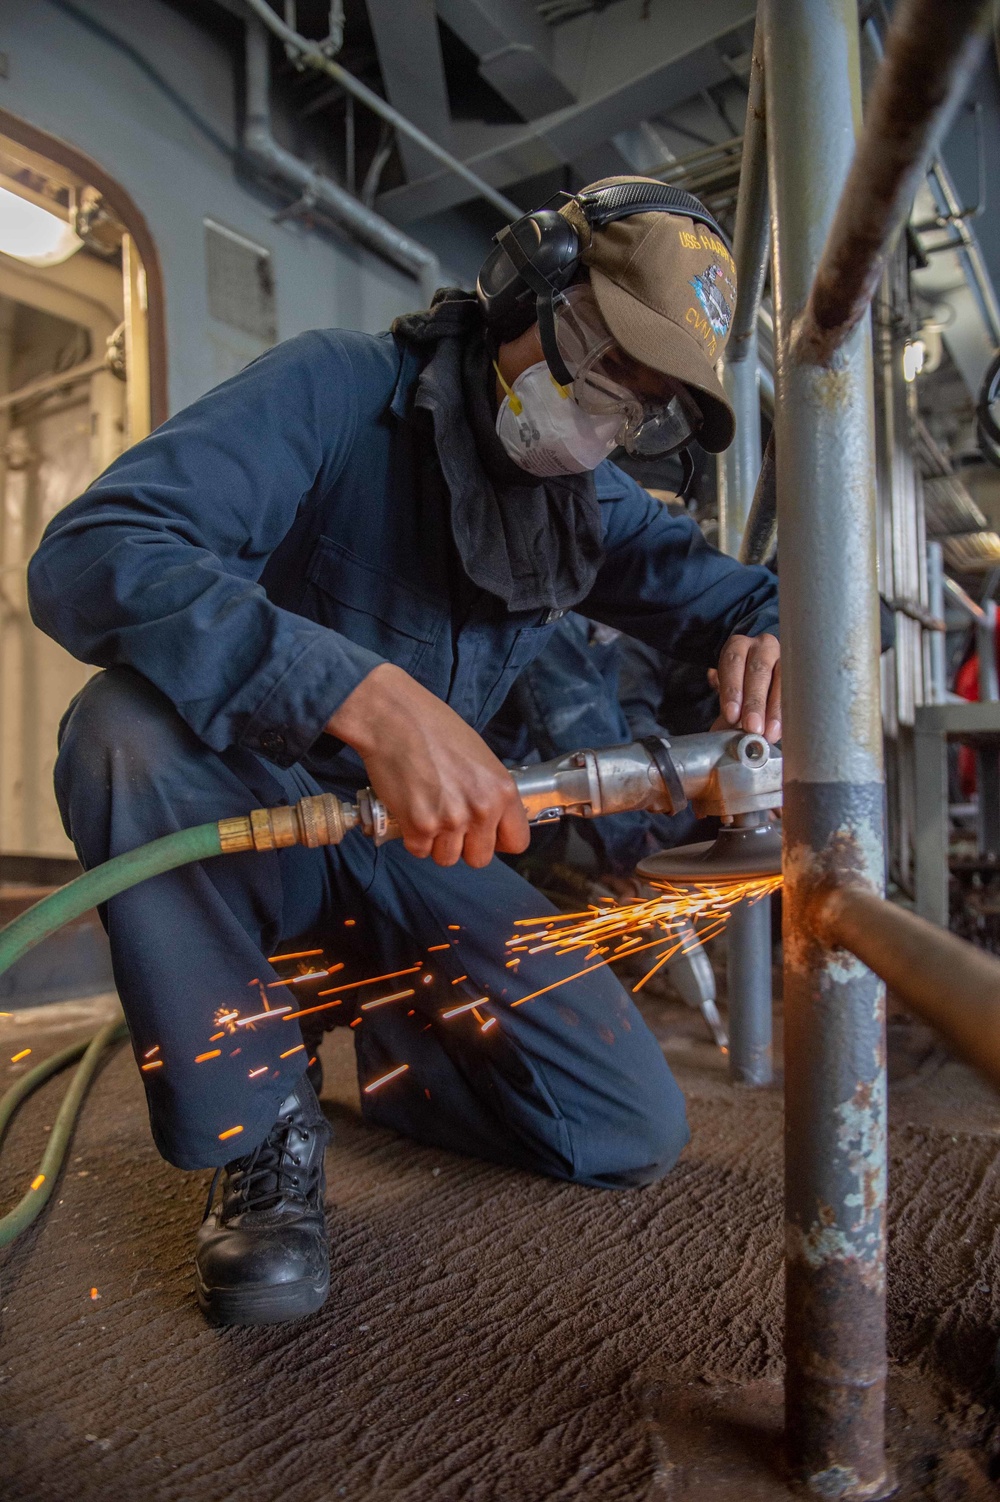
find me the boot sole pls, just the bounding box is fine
[196,1272,330,1327]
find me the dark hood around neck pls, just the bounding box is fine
[391,289,606,615]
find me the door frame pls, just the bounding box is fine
[0,107,168,427]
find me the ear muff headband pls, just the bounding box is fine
[477,184,728,387]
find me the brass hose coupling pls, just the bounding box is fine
[218,788,397,854]
[218,793,362,854]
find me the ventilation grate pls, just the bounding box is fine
[204,218,276,344]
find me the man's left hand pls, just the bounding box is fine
[710,632,781,742]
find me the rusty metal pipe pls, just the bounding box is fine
[815,885,1000,1090]
[764,0,888,1493]
[741,0,989,571]
[798,0,989,367]
[765,0,990,1491]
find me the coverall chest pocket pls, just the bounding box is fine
[306,537,444,676]
[474,623,556,729]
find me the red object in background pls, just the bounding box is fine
[956,652,980,798]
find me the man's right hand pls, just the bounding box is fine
[325,664,530,869]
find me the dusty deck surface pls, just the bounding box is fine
[1,983,999,1500]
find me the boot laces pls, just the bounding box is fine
[204,1108,323,1219]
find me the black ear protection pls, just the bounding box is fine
[476,181,730,389]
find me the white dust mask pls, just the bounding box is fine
[494,360,622,478]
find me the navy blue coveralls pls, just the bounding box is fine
[28,328,779,1178]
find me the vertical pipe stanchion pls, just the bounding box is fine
[976,599,1000,854]
[977,599,998,701]
[763,1,889,1493]
[719,22,768,559]
[926,541,946,706]
[717,23,774,1086]
[727,890,773,1084]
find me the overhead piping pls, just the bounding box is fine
[242,0,521,223]
[242,17,442,303]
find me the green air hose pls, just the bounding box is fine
[0,789,369,1248]
[0,823,223,978]
[0,823,223,1249]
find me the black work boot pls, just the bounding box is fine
[195,1076,331,1327]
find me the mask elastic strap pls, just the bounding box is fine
[492,360,523,416]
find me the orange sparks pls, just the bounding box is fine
[360,988,416,1011]
[209,1032,225,1042]
[236,1005,292,1027]
[10,1049,31,1063]
[509,960,608,1008]
[90,1287,99,1300]
[30,1174,45,1191]
[363,1063,410,1094]
[267,969,329,988]
[279,1044,305,1059]
[317,963,421,996]
[350,1018,362,1029]
[344,919,356,926]
[141,1060,163,1072]
[281,998,342,1022]
[267,948,323,963]
[441,996,490,1020]
[504,874,783,1007]
[218,1125,244,1141]
[451,975,468,985]
[427,943,450,952]
[248,1066,268,1078]
[194,1050,221,1063]
[505,958,520,969]
[447,925,461,931]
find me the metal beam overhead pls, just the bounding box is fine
[377,0,754,223]
[364,0,454,181]
[435,0,575,119]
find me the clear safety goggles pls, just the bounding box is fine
[553,284,703,457]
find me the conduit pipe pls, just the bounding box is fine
[242,0,521,224]
[764,0,990,1493]
[719,19,768,561]
[243,16,443,304]
[717,19,774,1088]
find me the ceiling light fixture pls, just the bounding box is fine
[0,184,83,267]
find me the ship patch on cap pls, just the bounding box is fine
[690,262,735,339]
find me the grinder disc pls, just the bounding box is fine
[636,821,782,883]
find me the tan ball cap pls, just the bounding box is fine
[560,177,737,452]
